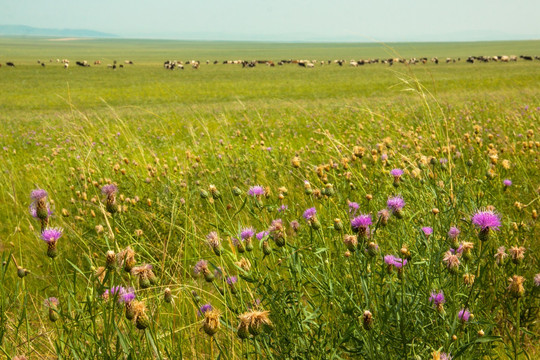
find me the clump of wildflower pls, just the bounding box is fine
[387,196,405,219]
[44,297,60,322]
[240,227,255,252]
[471,210,501,241]
[458,309,472,323]
[268,219,286,247]
[30,189,52,231]
[384,255,407,277]
[41,227,63,258]
[193,260,214,282]
[377,209,390,226]
[131,264,158,288]
[443,250,460,274]
[361,310,374,330]
[248,185,265,207]
[102,285,124,301]
[507,275,525,298]
[421,227,433,238]
[343,234,358,252]
[303,207,321,229]
[429,291,446,313]
[116,246,136,272]
[206,231,223,255]
[390,168,404,187]
[351,214,372,239]
[101,184,118,214]
[509,246,526,264]
[202,308,221,336]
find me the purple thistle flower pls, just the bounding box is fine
[199,303,213,316]
[247,186,265,197]
[303,207,317,221]
[448,226,460,239]
[120,288,136,303]
[226,276,238,285]
[290,220,300,232]
[277,204,288,212]
[351,214,372,230]
[101,184,118,196]
[503,179,512,187]
[348,202,360,215]
[458,309,471,322]
[440,353,452,360]
[392,257,407,269]
[240,227,255,240]
[384,255,396,265]
[387,196,405,212]
[41,228,63,243]
[390,168,404,177]
[471,210,501,231]
[421,227,433,237]
[31,189,48,201]
[256,231,269,240]
[44,297,59,307]
[193,260,208,275]
[429,291,445,307]
[232,237,242,246]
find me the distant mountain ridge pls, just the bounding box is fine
[0,24,116,38]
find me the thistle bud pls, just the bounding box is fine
[139,272,151,289]
[105,250,116,270]
[232,186,242,196]
[45,297,59,322]
[333,218,343,231]
[200,189,209,199]
[362,310,373,330]
[324,184,335,197]
[17,267,29,278]
[164,288,172,303]
[135,311,150,330]
[262,240,272,255]
[367,242,379,257]
[343,235,358,252]
[507,275,525,298]
[125,302,136,320]
[237,314,251,339]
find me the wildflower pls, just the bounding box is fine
[41,227,63,258]
[361,310,374,330]
[206,231,223,255]
[390,168,404,187]
[44,297,60,322]
[102,285,124,301]
[256,231,268,240]
[400,244,411,261]
[101,184,118,214]
[133,301,150,330]
[268,219,286,247]
[458,309,472,322]
[460,242,474,262]
[199,304,213,316]
[503,179,512,189]
[247,186,265,197]
[248,310,272,336]
[494,246,508,265]
[193,260,214,282]
[94,266,106,284]
[429,291,445,313]
[443,251,460,274]
[463,273,475,286]
[432,350,452,360]
[226,276,238,293]
[131,264,158,288]
[105,250,116,270]
[290,220,300,233]
[116,246,136,272]
[421,227,433,238]
[232,237,246,253]
[202,309,221,336]
[237,313,252,339]
[387,196,405,219]
[533,274,540,287]
[377,209,390,226]
[351,214,372,239]
[262,240,272,255]
[303,207,321,229]
[471,210,501,241]
[508,246,526,264]
[208,184,221,199]
[366,242,379,257]
[447,226,460,248]
[29,189,52,231]
[235,257,251,272]
[333,218,344,231]
[507,275,525,297]
[240,227,255,252]
[277,204,288,212]
[348,201,359,216]
[343,234,358,252]
[164,288,173,303]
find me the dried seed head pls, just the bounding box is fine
[202,309,221,336]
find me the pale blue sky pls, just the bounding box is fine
[1,0,539,41]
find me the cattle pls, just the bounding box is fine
[41,63,45,67]
[306,62,315,68]
[64,63,69,69]
[500,56,509,62]
[94,60,102,65]
[6,62,15,67]
[124,60,134,65]
[520,55,533,61]
[298,62,306,67]
[213,60,218,64]
[510,55,517,61]
[466,57,474,64]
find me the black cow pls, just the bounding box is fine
[6,62,15,67]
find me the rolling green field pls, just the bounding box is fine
[0,37,539,359]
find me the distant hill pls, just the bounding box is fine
[0,25,117,38]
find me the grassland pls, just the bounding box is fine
[0,37,539,359]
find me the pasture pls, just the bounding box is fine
[0,37,539,359]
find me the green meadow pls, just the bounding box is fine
[0,37,539,359]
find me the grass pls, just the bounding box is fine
[0,36,539,359]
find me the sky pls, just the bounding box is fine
[1,0,539,42]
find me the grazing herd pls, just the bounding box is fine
[0,55,538,71]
